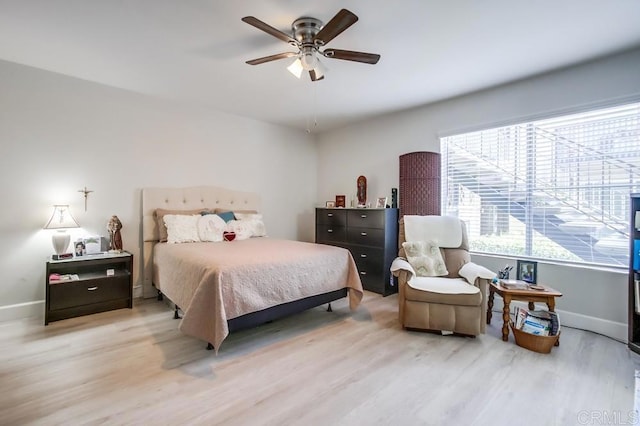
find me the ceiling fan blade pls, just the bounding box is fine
[313,9,358,46]
[309,70,324,82]
[246,52,298,65]
[242,16,297,45]
[322,49,380,64]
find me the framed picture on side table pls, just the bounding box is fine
[376,197,387,208]
[325,201,336,208]
[517,260,537,284]
[335,195,346,208]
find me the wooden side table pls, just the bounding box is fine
[487,281,562,343]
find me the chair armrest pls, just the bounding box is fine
[391,257,415,281]
[459,262,495,285]
[459,262,494,334]
[391,257,415,286]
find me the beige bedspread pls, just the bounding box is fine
[154,238,364,351]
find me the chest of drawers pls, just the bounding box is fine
[316,208,399,296]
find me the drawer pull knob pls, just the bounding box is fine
[361,214,367,218]
[327,213,333,217]
[360,232,367,236]
[327,229,333,233]
[360,271,367,275]
[360,254,367,258]
[87,286,98,291]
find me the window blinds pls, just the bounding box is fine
[441,102,640,267]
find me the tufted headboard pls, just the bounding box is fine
[141,186,261,298]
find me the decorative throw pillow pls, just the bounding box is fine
[197,214,226,242]
[163,214,201,244]
[212,211,235,223]
[402,240,449,277]
[224,220,253,240]
[233,212,267,237]
[155,208,209,242]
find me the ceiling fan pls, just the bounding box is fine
[242,9,380,82]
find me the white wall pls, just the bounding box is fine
[317,48,640,341]
[0,59,317,321]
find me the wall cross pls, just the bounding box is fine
[78,186,94,212]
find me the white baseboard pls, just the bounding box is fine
[0,285,144,324]
[493,300,627,343]
[0,296,629,342]
[0,301,44,323]
[133,285,143,299]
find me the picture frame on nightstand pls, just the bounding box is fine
[74,240,85,257]
[83,236,103,254]
[325,201,335,208]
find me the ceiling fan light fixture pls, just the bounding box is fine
[242,9,379,82]
[300,48,318,70]
[287,58,304,79]
[313,58,327,79]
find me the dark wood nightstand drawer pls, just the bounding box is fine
[347,227,385,246]
[316,209,347,226]
[347,209,385,229]
[49,274,130,310]
[316,225,347,243]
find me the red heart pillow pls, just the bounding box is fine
[223,231,236,242]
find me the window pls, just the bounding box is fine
[441,102,640,267]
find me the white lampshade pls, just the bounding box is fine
[300,50,318,70]
[44,205,80,257]
[287,56,327,80]
[287,58,304,79]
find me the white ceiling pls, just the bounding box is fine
[1,1,639,133]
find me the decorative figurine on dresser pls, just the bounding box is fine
[315,204,399,296]
[357,175,367,207]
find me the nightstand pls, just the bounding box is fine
[45,252,133,325]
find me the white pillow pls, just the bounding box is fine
[224,220,253,240]
[402,240,448,277]
[233,213,267,237]
[163,214,200,244]
[197,214,226,242]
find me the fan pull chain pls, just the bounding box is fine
[307,80,318,133]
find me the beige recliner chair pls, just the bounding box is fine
[391,216,494,337]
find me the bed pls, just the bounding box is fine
[141,186,363,351]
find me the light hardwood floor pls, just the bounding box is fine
[1,292,638,425]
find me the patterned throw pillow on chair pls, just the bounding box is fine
[402,240,449,277]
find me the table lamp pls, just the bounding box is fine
[44,205,80,259]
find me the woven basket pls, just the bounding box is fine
[510,322,560,354]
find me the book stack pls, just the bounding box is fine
[514,306,560,336]
[500,279,530,290]
[49,273,80,281]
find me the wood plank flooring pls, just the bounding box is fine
[1,292,638,425]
